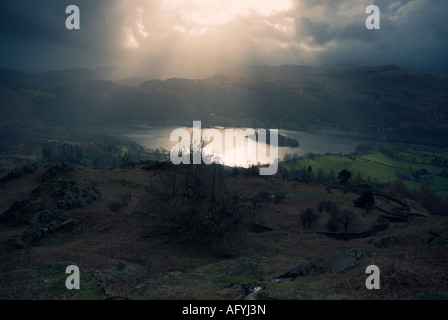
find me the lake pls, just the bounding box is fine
[73,124,384,167]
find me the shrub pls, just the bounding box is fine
[252,191,272,208]
[353,191,375,211]
[317,200,337,213]
[300,209,319,228]
[325,216,340,232]
[274,193,286,205]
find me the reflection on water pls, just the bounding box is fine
[72,124,383,167]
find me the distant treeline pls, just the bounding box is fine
[42,142,124,168]
[252,130,299,147]
[41,139,166,169]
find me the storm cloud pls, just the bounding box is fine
[0,0,446,77]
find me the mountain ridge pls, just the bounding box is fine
[1,64,447,146]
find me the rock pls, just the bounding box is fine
[422,230,448,247]
[57,219,77,232]
[330,249,375,274]
[52,180,100,211]
[115,260,132,272]
[94,261,140,288]
[0,200,44,227]
[58,193,85,210]
[271,278,293,283]
[7,236,26,250]
[431,237,448,246]
[330,252,358,274]
[87,271,115,287]
[32,209,63,224]
[156,270,183,277]
[240,284,265,300]
[132,283,163,294]
[110,260,138,278]
[225,257,262,276]
[58,183,90,210]
[375,235,404,248]
[22,209,64,243]
[278,261,311,279]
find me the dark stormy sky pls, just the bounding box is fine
[1,0,447,78]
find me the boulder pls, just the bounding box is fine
[56,219,77,232]
[422,230,448,247]
[240,283,265,300]
[58,181,98,210]
[22,209,64,243]
[330,252,358,274]
[330,248,375,273]
[7,236,26,250]
[278,261,311,279]
[132,283,163,294]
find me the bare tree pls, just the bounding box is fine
[337,210,357,232]
[325,206,357,232]
[147,163,251,247]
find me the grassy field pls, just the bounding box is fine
[284,145,448,197]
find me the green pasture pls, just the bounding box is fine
[283,145,448,196]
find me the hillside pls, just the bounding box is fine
[1,65,447,147]
[1,162,448,300]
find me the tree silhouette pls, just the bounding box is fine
[337,169,352,184]
[338,210,357,232]
[300,208,319,228]
[353,191,375,211]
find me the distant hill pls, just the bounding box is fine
[0,86,40,126]
[0,64,447,146]
[0,66,116,89]
[222,64,334,79]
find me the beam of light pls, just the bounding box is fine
[113,0,296,78]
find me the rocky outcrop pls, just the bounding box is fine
[277,261,311,280]
[330,248,376,274]
[375,234,404,248]
[57,181,98,210]
[6,236,26,250]
[0,199,44,227]
[422,230,448,247]
[22,209,77,243]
